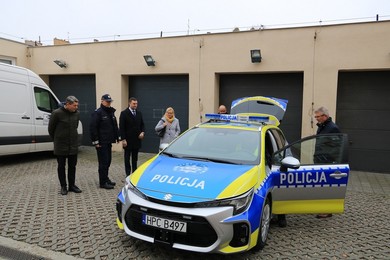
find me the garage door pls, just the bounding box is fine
[129,75,189,153]
[49,75,96,146]
[337,71,390,173]
[219,73,303,143]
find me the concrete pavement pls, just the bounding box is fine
[0,146,389,259]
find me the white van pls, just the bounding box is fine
[0,63,83,156]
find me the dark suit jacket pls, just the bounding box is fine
[119,108,145,150]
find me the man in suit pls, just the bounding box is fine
[119,97,145,176]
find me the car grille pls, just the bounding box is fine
[125,205,218,247]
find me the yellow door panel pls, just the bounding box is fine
[272,199,345,214]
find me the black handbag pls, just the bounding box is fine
[156,123,166,137]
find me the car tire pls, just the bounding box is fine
[254,197,271,251]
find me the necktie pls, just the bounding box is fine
[132,110,136,116]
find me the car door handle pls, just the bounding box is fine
[21,116,30,119]
[329,171,348,179]
[36,117,44,120]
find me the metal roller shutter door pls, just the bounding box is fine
[49,75,96,146]
[337,71,390,173]
[219,73,303,143]
[129,75,189,153]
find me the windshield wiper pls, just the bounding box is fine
[179,156,237,164]
[206,158,238,164]
[161,151,178,158]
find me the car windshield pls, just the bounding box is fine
[163,127,260,165]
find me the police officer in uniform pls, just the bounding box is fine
[90,94,120,189]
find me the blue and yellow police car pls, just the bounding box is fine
[116,96,349,254]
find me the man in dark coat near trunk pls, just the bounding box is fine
[48,96,82,195]
[314,106,340,218]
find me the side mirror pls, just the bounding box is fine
[280,156,300,172]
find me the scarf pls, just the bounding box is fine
[165,115,175,123]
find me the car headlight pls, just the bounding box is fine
[125,179,148,200]
[194,189,254,215]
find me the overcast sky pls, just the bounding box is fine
[1,0,390,44]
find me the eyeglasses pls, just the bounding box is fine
[314,114,325,118]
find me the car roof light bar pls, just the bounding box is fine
[205,113,270,124]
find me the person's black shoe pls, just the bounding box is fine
[69,185,82,193]
[278,215,287,228]
[271,215,279,224]
[316,214,332,219]
[278,218,287,227]
[61,186,68,195]
[107,179,116,186]
[100,183,114,189]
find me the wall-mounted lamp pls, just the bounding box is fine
[250,49,262,63]
[54,60,67,68]
[143,55,155,66]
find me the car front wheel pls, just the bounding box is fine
[254,197,271,250]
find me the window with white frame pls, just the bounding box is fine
[0,56,15,65]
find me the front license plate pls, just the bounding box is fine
[142,214,187,233]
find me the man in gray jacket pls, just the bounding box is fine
[48,96,82,195]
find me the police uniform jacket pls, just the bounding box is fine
[90,104,120,145]
[48,106,80,156]
[119,108,145,150]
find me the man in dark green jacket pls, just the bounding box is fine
[48,96,82,195]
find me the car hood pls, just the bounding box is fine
[130,156,258,203]
[230,96,288,122]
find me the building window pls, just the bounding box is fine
[0,57,15,65]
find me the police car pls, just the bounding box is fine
[116,96,349,254]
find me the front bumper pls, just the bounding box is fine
[116,188,255,254]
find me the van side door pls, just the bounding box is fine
[0,79,33,154]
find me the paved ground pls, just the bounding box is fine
[0,146,389,260]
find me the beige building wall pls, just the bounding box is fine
[1,21,390,139]
[0,38,29,66]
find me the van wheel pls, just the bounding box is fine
[254,197,271,250]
